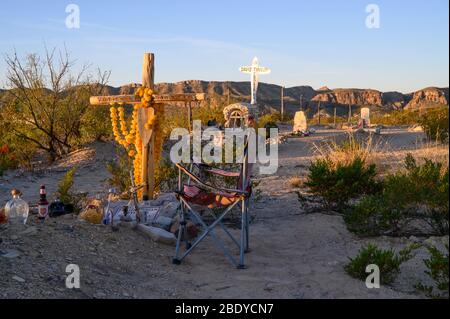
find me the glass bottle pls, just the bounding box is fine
[5,189,29,226]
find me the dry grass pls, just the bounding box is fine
[312,132,385,167]
[289,176,303,188]
[312,132,449,175]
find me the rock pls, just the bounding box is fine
[150,216,173,231]
[136,224,177,245]
[408,236,420,243]
[1,249,21,259]
[12,275,25,283]
[19,226,38,236]
[159,202,179,219]
[404,87,448,109]
[93,291,106,299]
[149,193,177,206]
[311,89,383,106]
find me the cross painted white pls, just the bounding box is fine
[239,57,271,105]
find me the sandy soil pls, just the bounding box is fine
[0,127,448,299]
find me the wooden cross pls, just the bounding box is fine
[90,53,205,200]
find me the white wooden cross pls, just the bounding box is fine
[90,53,205,200]
[239,57,271,105]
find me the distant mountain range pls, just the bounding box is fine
[1,81,448,115]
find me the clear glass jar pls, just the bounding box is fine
[5,189,29,226]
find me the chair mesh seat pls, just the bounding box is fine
[182,185,239,208]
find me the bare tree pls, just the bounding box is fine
[3,47,110,161]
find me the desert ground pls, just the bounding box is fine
[0,126,448,299]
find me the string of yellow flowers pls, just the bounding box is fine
[108,86,164,199]
[134,87,164,172]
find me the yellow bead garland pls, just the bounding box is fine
[108,86,164,198]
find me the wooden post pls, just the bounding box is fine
[141,53,155,200]
[333,106,337,127]
[280,86,284,121]
[348,103,352,123]
[187,102,192,132]
[317,101,321,125]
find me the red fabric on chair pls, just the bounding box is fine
[182,185,240,209]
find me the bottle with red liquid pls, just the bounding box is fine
[38,185,49,222]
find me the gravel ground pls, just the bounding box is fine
[0,128,448,299]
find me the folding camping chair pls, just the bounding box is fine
[172,142,253,269]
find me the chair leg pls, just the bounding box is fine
[237,199,246,269]
[173,204,184,265]
[245,200,250,253]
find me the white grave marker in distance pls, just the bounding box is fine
[293,111,308,133]
[239,57,271,105]
[361,107,370,127]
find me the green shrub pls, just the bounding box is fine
[106,147,132,195]
[56,168,86,214]
[416,244,449,299]
[371,110,419,126]
[344,195,408,237]
[192,105,226,127]
[305,157,380,209]
[155,158,178,192]
[344,244,416,285]
[389,155,449,235]
[0,144,18,176]
[345,155,449,237]
[418,107,449,142]
[257,113,281,129]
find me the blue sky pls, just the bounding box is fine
[0,0,448,93]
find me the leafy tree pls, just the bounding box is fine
[2,47,110,162]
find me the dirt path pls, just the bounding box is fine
[0,128,447,298]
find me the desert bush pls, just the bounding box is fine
[344,195,409,237]
[345,154,449,236]
[106,147,132,195]
[416,244,449,299]
[344,244,416,285]
[2,47,110,162]
[0,144,18,175]
[389,155,449,235]
[192,105,226,127]
[257,113,280,129]
[371,110,419,126]
[155,158,178,192]
[56,167,86,214]
[0,113,38,169]
[305,157,380,209]
[418,107,449,142]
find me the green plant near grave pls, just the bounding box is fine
[305,157,380,209]
[56,167,87,214]
[416,244,449,299]
[257,113,280,138]
[418,106,449,143]
[344,195,409,237]
[155,157,179,192]
[106,146,133,196]
[344,244,417,285]
[344,154,449,237]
